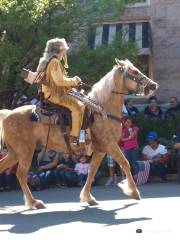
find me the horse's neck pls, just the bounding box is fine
[104,92,124,117]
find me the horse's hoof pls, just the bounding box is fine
[88,199,99,206]
[132,191,141,200]
[35,201,46,209]
[118,182,141,200]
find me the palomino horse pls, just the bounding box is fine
[0,59,158,209]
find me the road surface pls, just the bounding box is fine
[0,182,180,240]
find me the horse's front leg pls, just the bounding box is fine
[16,164,46,209]
[80,151,105,205]
[107,142,141,200]
[15,147,46,210]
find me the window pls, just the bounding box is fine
[88,21,151,55]
[127,0,150,8]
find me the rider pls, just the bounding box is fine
[36,38,85,145]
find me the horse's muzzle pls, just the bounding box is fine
[144,82,159,96]
[149,83,158,91]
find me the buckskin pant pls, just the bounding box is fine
[49,95,85,137]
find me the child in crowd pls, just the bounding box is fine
[121,116,139,177]
[75,155,90,187]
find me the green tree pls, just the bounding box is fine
[69,37,138,85]
[0,0,137,107]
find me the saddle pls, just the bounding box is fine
[30,89,103,129]
[30,90,102,153]
[30,100,93,130]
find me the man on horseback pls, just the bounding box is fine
[37,38,85,145]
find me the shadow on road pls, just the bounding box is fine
[0,203,151,234]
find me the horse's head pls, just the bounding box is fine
[115,58,159,96]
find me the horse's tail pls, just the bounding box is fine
[0,109,10,151]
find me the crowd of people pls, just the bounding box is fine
[1,36,180,190]
[104,96,180,186]
[0,94,180,191]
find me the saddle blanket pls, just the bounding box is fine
[30,103,92,130]
[30,105,69,125]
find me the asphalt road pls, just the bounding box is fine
[0,183,180,240]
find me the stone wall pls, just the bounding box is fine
[123,0,180,101]
[150,0,180,101]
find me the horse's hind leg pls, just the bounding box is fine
[107,142,141,200]
[16,149,46,209]
[80,151,105,205]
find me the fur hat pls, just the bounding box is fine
[37,38,69,72]
[45,38,69,54]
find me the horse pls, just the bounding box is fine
[0,59,158,209]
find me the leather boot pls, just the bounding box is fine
[69,135,79,146]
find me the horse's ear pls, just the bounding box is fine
[115,58,120,64]
[115,58,124,66]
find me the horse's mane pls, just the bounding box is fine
[88,66,116,105]
[88,59,135,105]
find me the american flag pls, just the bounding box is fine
[135,161,150,186]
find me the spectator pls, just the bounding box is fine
[30,148,59,190]
[12,94,28,108]
[55,153,78,187]
[0,166,17,191]
[173,125,180,183]
[141,131,169,182]
[144,96,163,119]
[125,98,139,116]
[29,96,39,105]
[0,149,17,191]
[165,97,180,119]
[122,104,128,116]
[105,154,120,186]
[121,116,139,177]
[75,155,90,187]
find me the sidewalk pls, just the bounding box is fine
[97,173,179,185]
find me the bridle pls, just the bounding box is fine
[112,64,149,96]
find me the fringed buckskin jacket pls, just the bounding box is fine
[42,58,78,105]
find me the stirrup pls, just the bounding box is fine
[69,136,79,146]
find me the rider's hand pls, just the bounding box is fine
[74,76,82,86]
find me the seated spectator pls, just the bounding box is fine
[144,96,163,119]
[75,155,90,187]
[173,125,180,183]
[79,129,92,156]
[121,116,139,177]
[141,131,169,182]
[105,154,120,186]
[55,153,78,187]
[174,124,180,153]
[71,152,81,163]
[125,98,139,117]
[0,149,17,191]
[28,148,59,190]
[12,94,29,108]
[0,167,17,191]
[122,104,128,116]
[29,96,39,105]
[165,97,180,119]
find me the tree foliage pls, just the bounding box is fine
[0,0,138,107]
[69,37,138,85]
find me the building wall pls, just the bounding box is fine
[124,0,180,101]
